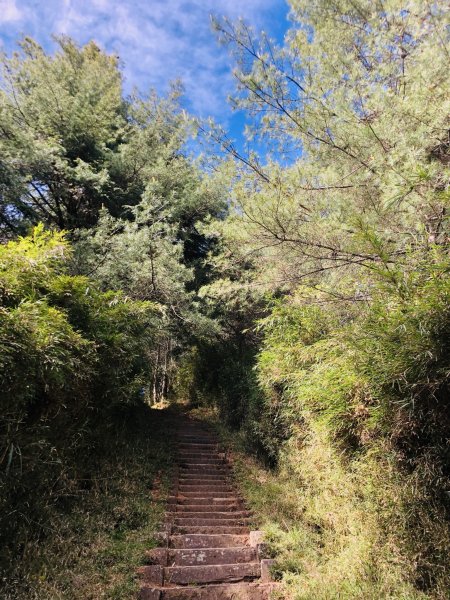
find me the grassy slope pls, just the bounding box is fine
[2,405,176,600]
[189,407,446,600]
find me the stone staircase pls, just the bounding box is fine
[138,418,276,599]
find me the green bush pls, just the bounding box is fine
[241,249,450,597]
[0,225,160,574]
[192,247,450,597]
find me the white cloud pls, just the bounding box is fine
[2,0,287,119]
[0,0,22,23]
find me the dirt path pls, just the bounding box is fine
[138,416,276,599]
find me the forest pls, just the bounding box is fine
[0,1,449,598]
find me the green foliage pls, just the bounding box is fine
[197,249,450,597]
[0,32,227,403]
[0,226,161,577]
[0,37,197,233]
[222,427,435,600]
[0,223,68,302]
[208,0,449,297]
[190,1,450,596]
[71,164,225,401]
[352,252,450,412]
[0,37,125,231]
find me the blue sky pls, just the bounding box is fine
[0,0,290,148]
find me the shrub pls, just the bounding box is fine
[0,226,160,574]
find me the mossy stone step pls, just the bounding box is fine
[169,534,249,549]
[171,497,239,506]
[172,525,250,535]
[168,546,257,567]
[172,504,242,513]
[140,583,277,600]
[164,562,260,585]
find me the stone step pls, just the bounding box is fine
[178,435,216,439]
[178,437,217,443]
[179,437,215,440]
[180,468,225,474]
[174,518,251,529]
[179,465,229,471]
[173,504,242,513]
[169,534,249,549]
[172,511,250,521]
[164,562,261,585]
[178,444,218,450]
[176,492,234,500]
[177,490,233,498]
[172,497,239,506]
[178,446,219,451]
[178,475,230,481]
[178,446,218,450]
[179,452,222,457]
[179,471,226,477]
[179,467,230,476]
[179,459,227,464]
[178,450,224,462]
[140,583,277,600]
[178,456,222,462]
[176,492,238,499]
[179,465,225,471]
[178,473,227,485]
[179,459,225,465]
[178,450,221,453]
[172,525,250,535]
[176,494,239,500]
[179,433,215,436]
[178,478,228,486]
[138,419,276,600]
[178,485,232,492]
[168,546,257,567]
[178,450,220,456]
[178,459,222,465]
[177,484,229,491]
[178,480,231,486]
[179,443,217,447]
[178,432,211,435]
[177,473,227,480]
[178,442,218,447]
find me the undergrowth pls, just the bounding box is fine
[1,405,175,599]
[191,406,449,600]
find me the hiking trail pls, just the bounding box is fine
[138,415,277,599]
